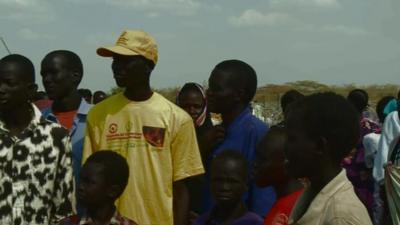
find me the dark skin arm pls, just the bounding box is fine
[173,180,190,225]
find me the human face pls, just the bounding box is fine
[0,62,33,112]
[78,162,110,207]
[111,55,148,88]
[254,141,286,187]
[41,55,77,100]
[211,159,247,206]
[178,90,204,121]
[207,70,239,114]
[284,125,320,179]
[93,92,107,104]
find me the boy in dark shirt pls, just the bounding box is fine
[58,150,137,225]
[193,151,263,225]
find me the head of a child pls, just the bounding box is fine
[347,89,368,114]
[78,150,129,209]
[255,126,287,187]
[376,96,395,123]
[211,151,248,208]
[280,90,304,115]
[284,92,360,180]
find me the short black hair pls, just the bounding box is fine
[93,90,107,97]
[212,60,257,105]
[212,150,248,179]
[257,126,286,160]
[92,90,107,104]
[286,92,360,163]
[376,96,396,123]
[0,54,35,83]
[43,50,83,75]
[347,89,369,113]
[280,90,304,114]
[78,88,92,98]
[85,150,129,198]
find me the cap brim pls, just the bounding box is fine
[96,45,140,57]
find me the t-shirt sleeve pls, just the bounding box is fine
[263,206,290,225]
[263,205,278,225]
[171,119,205,182]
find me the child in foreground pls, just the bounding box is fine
[192,151,263,225]
[58,150,138,225]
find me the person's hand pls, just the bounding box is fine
[205,125,225,149]
[199,125,225,154]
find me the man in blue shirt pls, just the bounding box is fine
[204,59,276,217]
[40,50,92,189]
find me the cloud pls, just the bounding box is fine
[0,0,54,23]
[322,25,369,36]
[0,0,42,8]
[229,9,291,27]
[294,24,369,36]
[84,32,121,46]
[17,28,55,40]
[104,0,203,16]
[147,12,160,18]
[311,0,339,7]
[271,0,340,8]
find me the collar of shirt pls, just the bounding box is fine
[222,106,252,131]
[75,98,92,115]
[41,98,91,131]
[79,211,124,225]
[289,169,349,224]
[44,98,91,118]
[0,104,45,135]
[211,105,268,158]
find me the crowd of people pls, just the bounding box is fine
[0,28,399,225]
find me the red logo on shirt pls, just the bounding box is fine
[142,126,165,148]
[109,123,118,134]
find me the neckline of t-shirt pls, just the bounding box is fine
[121,91,158,105]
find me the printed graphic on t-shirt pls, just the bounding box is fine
[109,123,118,134]
[142,126,166,147]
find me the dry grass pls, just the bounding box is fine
[134,80,399,105]
[109,80,399,124]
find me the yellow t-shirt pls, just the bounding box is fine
[83,92,204,225]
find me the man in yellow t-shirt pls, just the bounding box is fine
[83,29,204,225]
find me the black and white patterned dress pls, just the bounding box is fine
[0,105,75,225]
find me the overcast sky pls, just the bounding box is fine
[1,0,399,92]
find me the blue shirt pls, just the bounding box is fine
[41,99,92,183]
[204,107,276,217]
